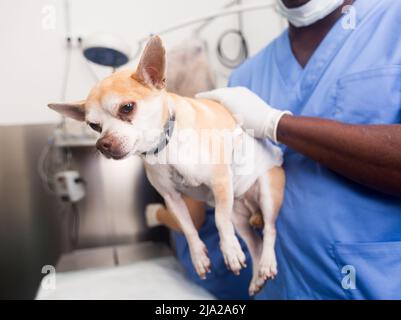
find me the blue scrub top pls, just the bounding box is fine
[174,0,401,299]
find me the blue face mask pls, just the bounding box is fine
[276,0,345,27]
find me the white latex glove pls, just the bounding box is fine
[196,87,292,142]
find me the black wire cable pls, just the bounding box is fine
[217,29,249,69]
[69,203,80,249]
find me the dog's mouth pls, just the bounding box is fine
[110,153,129,160]
[99,150,130,160]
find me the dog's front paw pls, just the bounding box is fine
[191,244,211,279]
[258,249,277,281]
[220,237,247,275]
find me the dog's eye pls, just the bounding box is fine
[88,123,102,133]
[119,102,136,115]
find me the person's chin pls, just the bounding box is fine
[282,0,310,9]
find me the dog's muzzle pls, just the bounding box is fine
[96,135,128,160]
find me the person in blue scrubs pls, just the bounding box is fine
[173,0,401,299]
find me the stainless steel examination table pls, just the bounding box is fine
[36,242,215,300]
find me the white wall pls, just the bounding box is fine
[0,0,284,125]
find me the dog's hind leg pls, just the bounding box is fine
[257,166,285,281]
[233,200,265,296]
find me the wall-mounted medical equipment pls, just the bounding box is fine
[54,170,85,203]
[131,1,275,65]
[82,33,131,69]
[216,29,249,69]
[38,137,84,248]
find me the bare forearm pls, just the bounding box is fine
[277,115,401,197]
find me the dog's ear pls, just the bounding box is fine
[47,100,86,121]
[134,35,166,90]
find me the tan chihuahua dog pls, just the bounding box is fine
[48,36,285,295]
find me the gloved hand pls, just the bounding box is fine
[196,87,292,143]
